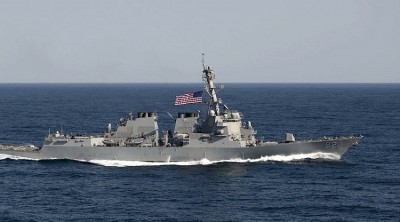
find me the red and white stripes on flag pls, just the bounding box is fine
[174,91,203,106]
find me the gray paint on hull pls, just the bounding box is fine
[0,137,361,162]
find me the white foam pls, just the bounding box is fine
[86,152,340,167]
[0,153,40,161]
[87,158,214,167]
[255,152,341,162]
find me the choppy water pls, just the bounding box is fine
[0,83,399,221]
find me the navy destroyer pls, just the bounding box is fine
[0,58,362,162]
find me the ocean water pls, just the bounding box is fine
[0,83,399,221]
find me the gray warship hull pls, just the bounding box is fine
[0,136,361,162]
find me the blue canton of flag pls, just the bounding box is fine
[174,91,203,106]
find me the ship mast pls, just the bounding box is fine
[202,54,220,116]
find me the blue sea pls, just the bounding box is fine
[0,83,399,221]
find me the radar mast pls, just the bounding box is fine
[202,53,220,116]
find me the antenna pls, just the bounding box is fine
[202,53,206,69]
[166,112,176,121]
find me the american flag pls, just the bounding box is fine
[174,91,203,106]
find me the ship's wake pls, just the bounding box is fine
[0,154,40,161]
[89,152,341,167]
[0,152,341,167]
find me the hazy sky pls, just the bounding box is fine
[0,0,399,83]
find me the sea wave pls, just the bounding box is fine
[86,152,341,167]
[0,154,40,161]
